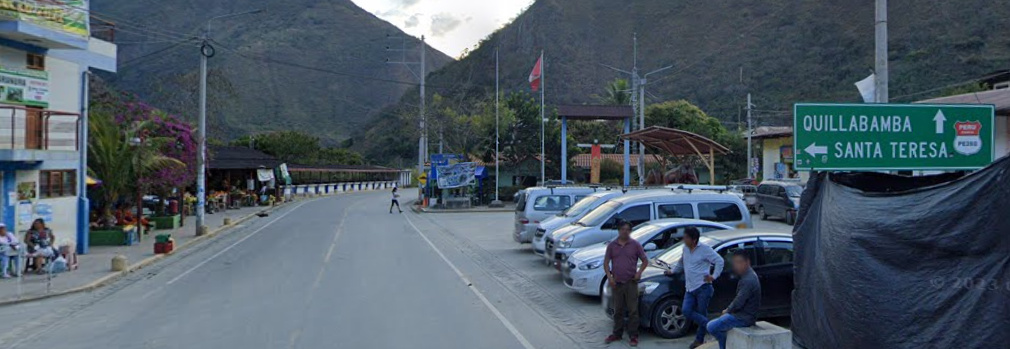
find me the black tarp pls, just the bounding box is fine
[793,156,1010,349]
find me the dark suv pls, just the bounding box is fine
[755,181,803,225]
[603,229,794,339]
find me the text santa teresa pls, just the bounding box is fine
[802,114,913,133]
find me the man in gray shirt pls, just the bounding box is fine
[707,249,762,349]
[665,227,723,349]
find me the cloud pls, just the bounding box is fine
[430,12,463,37]
[393,0,422,7]
[404,13,421,28]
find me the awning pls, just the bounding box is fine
[475,166,487,179]
[86,176,101,186]
[620,126,731,185]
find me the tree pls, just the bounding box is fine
[233,131,366,166]
[644,100,746,182]
[596,78,632,105]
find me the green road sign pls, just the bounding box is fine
[793,103,995,171]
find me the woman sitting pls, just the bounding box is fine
[25,219,57,274]
[0,223,19,278]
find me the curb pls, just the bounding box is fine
[0,202,289,307]
[410,200,513,214]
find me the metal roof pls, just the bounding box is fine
[916,88,1010,116]
[744,126,794,140]
[209,146,282,170]
[620,126,730,156]
[556,105,634,120]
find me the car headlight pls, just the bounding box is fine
[559,236,573,248]
[579,259,603,270]
[639,281,660,295]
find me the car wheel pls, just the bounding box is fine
[786,211,796,225]
[599,277,608,296]
[651,297,690,339]
[758,206,768,220]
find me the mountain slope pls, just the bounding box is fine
[359,0,1010,163]
[93,0,452,144]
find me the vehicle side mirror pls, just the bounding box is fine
[644,243,657,251]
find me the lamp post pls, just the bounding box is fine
[129,136,144,242]
[195,9,263,236]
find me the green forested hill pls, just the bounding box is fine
[93,0,452,144]
[359,0,1010,163]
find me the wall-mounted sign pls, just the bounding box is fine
[0,0,90,38]
[0,67,48,108]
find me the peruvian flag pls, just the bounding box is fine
[529,54,543,92]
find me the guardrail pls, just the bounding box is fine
[280,181,398,198]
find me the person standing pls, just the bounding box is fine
[707,249,761,349]
[665,227,724,349]
[0,224,20,278]
[603,221,649,347]
[389,187,402,214]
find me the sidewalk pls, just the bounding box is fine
[0,203,282,305]
[415,201,516,213]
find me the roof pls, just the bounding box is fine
[571,153,661,168]
[609,189,741,204]
[745,126,794,140]
[641,218,733,229]
[209,146,282,170]
[620,126,731,156]
[288,164,402,173]
[556,105,634,120]
[701,229,793,243]
[916,88,1010,116]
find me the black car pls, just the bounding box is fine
[755,181,803,225]
[603,229,794,339]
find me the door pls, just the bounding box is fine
[601,204,651,233]
[710,239,761,315]
[755,239,794,314]
[25,107,43,149]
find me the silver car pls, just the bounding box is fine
[514,187,600,243]
[532,190,623,258]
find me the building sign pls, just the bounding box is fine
[0,67,48,107]
[0,0,90,38]
[436,162,476,189]
[793,103,995,171]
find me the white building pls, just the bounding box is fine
[0,5,117,254]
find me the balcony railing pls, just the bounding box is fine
[89,15,116,43]
[0,105,80,151]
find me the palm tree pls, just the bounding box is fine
[88,109,183,229]
[600,79,632,105]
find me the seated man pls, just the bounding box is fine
[0,223,20,278]
[706,249,761,349]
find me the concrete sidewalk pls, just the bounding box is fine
[0,203,283,305]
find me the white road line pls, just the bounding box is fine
[165,201,310,285]
[403,214,537,349]
[324,209,349,264]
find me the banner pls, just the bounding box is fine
[0,0,90,38]
[436,162,476,189]
[0,66,48,107]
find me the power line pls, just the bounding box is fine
[118,39,197,69]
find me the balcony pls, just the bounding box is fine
[0,105,80,162]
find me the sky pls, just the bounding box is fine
[351,0,534,58]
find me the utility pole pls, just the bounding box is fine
[602,34,672,185]
[875,0,888,103]
[490,47,502,207]
[195,9,262,236]
[746,93,754,179]
[386,35,427,200]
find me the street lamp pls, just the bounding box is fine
[129,136,144,242]
[195,9,263,236]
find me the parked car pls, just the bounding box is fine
[546,190,752,267]
[730,185,758,213]
[514,186,602,243]
[755,181,804,225]
[532,190,623,258]
[561,219,733,296]
[603,229,794,339]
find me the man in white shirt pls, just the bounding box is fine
[665,227,724,348]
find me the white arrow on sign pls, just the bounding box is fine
[933,110,947,134]
[805,143,828,156]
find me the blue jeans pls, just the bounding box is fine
[706,314,748,349]
[682,283,714,343]
[1,254,19,277]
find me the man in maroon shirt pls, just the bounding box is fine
[603,220,649,347]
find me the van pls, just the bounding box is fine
[756,181,804,225]
[514,187,601,243]
[545,189,752,265]
[532,190,624,257]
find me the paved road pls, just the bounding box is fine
[0,192,576,349]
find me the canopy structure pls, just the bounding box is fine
[557,105,634,186]
[620,126,730,185]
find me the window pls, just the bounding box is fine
[614,204,651,228]
[532,195,571,211]
[515,192,528,211]
[717,240,760,268]
[27,53,45,70]
[658,203,693,219]
[698,202,744,222]
[40,170,76,198]
[760,241,793,265]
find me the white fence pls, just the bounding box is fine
[281,181,398,198]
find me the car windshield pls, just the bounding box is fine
[576,201,621,226]
[628,224,662,241]
[785,186,803,198]
[655,236,718,264]
[561,196,600,217]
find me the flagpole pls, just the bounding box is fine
[540,50,545,184]
[494,48,501,205]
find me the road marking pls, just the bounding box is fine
[324,208,349,264]
[403,214,536,349]
[165,201,310,285]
